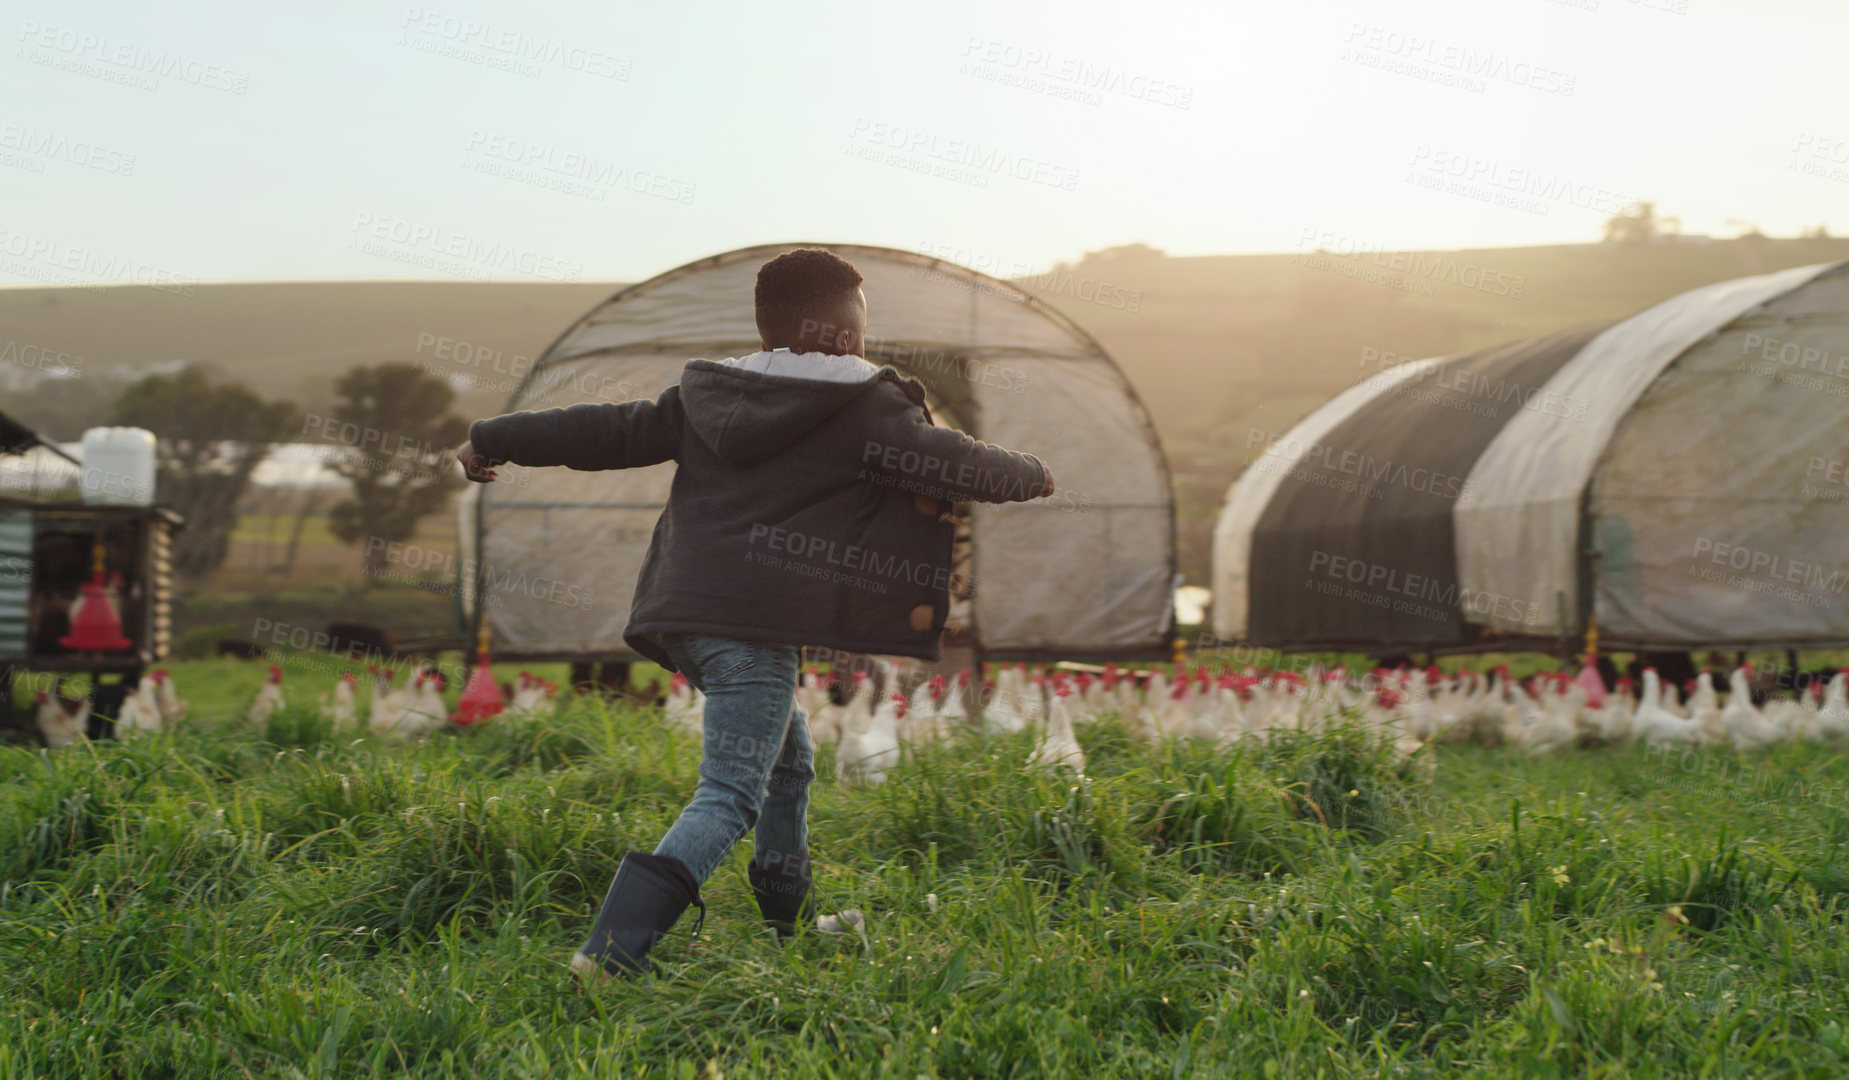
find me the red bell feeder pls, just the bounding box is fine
[60,541,133,652]
[1573,617,1607,709]
[451,621,505,725]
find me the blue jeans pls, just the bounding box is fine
[652,634,814,886]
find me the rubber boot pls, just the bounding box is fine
[571,852,704,979]
[748,853,814,938]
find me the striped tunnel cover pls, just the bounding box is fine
[1244,322,1610,649]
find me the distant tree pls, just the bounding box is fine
[110,366,297,577]
[1057,242,1169,273]
[1799,224,1832,239]
[275,487,325,575]
[323,364,469,577]
[1086,242,1166,263]
[14,367,131,442]
[1602,201,1679,243]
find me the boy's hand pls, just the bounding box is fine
[913,494,974,524]
[457,440,498,483]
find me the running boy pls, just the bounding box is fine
[457,248,1053,977]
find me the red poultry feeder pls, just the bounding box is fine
[59,543,133,652]
[451,623,505,725]
[1573,618,1607,709]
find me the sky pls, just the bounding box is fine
[2,0,1845,287]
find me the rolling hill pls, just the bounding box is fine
[6,235,1846,585]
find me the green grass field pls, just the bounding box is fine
[5,660,1849,1078]
[160,507,469,655]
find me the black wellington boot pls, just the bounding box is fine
[571,852,704,979]
[748,853,814,938]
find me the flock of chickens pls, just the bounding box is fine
[664,661,1849,784]
[31,669,185,747]
[29,664,564,747]
[30,657,1849,783]
[287,665,566,739]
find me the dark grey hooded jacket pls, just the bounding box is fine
[468,357,1050,671]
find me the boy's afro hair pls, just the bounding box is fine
[755,248,864,325]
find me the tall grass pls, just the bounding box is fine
[3,671,1849,1077]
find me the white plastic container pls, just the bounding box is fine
[80,427,157,506]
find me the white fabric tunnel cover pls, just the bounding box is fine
[465,244,1177,661]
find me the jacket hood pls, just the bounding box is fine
[678,357,914,467]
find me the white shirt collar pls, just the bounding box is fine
[720,348,879,383]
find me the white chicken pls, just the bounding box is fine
[1633,669,1701,746]
[1138,679,1193,742]
[1721,666,1780,751]
[664,673,705,735]
[506,672,539,715]
[794,669,831,723]
[830,671,875,746]
[367,667,412,739]
[1019,668,1049,728]
[1210,677,1256,747]
[900,675,944,744]
[1587,677,1637,744]
[364,665,402,734]
[1099,666,1132,717]
[396,670,450,738]
[984,665,1033,734]
[1142,669,1170,714]
[1815,670,1849,743]
[34,687,87,748]
[1366,682,1412,740]
[938,669,970,730]
[1185,679,1228,743]
[1686,670,1726,745]
[151,669,187,727]
[1761,687,1809,742]
[323,672,358,728]
[114,675,164,735]
[1660,678,1686,718]
[838,691,902,786]
[507,672,558,717]
[247,666,285,725]
[1530,680,1584,755]
[1446,669,1507,746]
[1405,670,1457,742]
[806,673,847,745]
[1026,685,1086,774]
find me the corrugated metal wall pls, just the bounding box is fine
[0,509,31,659]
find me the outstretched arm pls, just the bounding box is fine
[860,407,1052,504]
[462,388,683,479]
